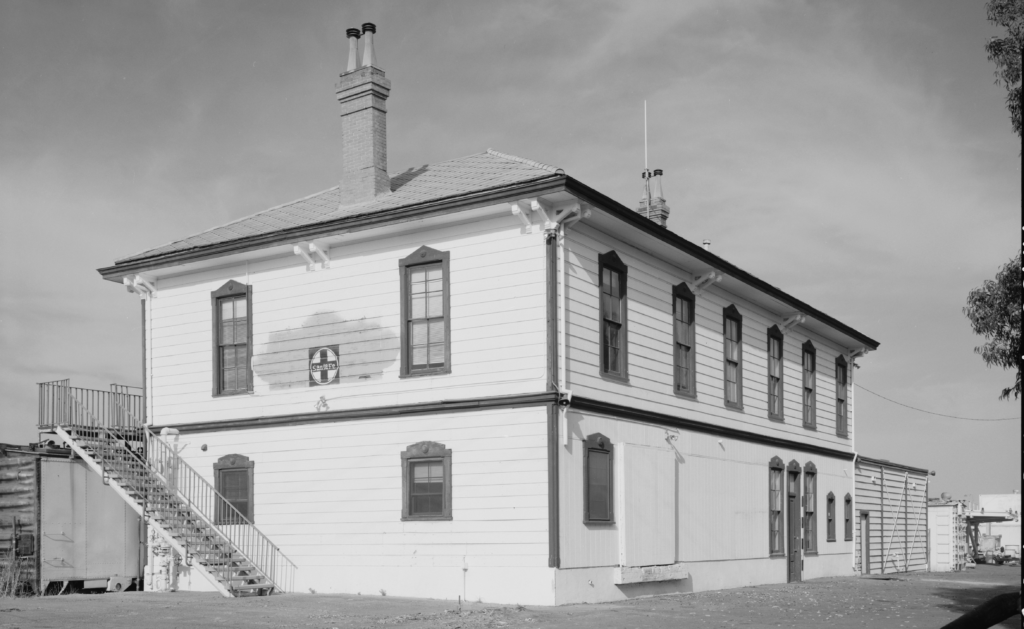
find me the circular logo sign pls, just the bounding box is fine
[309,347,340,385]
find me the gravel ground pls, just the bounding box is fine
[0,564,1018,629]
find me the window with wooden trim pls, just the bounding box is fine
[673,283,696,397]
[769,456,785,556]
[844,493,853,541]
[803,462,817,553]
[584,433,614,524]
[211,280,253,396]
[214,454,254,524]
[826,491,836,542]
[401,441,452,520]
[767,325,784,421]
[723,305,743,408]
[598,252,628,380]
[399,246,451,377]
[836,356,849,437]
[802,341,816,429]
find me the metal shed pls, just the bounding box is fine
[854,456,930,575]
[0,443,142,594]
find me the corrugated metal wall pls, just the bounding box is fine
[0,449,40,594]
[854,457,929,574]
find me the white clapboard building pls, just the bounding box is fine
[87,24,881,604]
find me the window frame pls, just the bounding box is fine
[211,280,253,397]
[767,325,785,422]
[835,355,849,437]
[598,251,629,382]
[583,433,615,524]
[802,341,817,429]
[399,246,452,378]
[722,305,744,410]
[826,491,836,542]
[673,282,697,398]
[400,441,453,521]
[844,493,853,541]
[803,461,817,554]
[769,456,785,556]
[214,454,254,524]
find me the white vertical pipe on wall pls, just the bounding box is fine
[557,222,568,446]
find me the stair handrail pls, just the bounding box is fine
[38,380,144,432]
[145,429,297,593]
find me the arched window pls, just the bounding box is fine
[803,461,817,553]
[673,283,696,397]
[826,491,836,542]
[584,433,614,523]
[769,456,785,555]
[767,325,785,421]
[599,251,628,380]
[211,280,252,396]
[723,305,744,409]
[401,441,452,520]
[399,246,451,377]
[802,341,816,429]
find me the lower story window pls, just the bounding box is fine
[214,454,254,524]
[401,441,452,520]
[584,433,614,523]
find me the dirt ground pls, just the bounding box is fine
[0,565,1018,629]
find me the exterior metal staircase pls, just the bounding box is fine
[37,380,295,597]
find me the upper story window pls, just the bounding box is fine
[723,305,744,409]
[767,325,785,421]
[211,280,252,396]
[802,341,817,429]
[836,356,849,437]
[399,246,451,377]
[803,462,817,553]
[584,433,614,524]
[214,454,254,524]
[598,251,628,381]
[673,283,696,397]
[401,441,453,521]
[769,456,784,556]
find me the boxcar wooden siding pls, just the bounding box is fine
[174,406,550,596]
[145,214,547,424]
[854,459,928,575]
[559,409,854,570]
[563,224,854,450]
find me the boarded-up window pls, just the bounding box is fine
[584,433,614,523]
[211,281,252,396]
[803,463,817,552]
[802,341,816,429]
[723,306,743,408]
[401,441,452,521]
[769,457,784,555]
[400,247,451,377]
[214,454,254,524]
[844,494,853,541]
[673,283,696,397]
[599,252,628,380]
[836,356,849,437]
[768,326,784,421]
[826,492,836,542]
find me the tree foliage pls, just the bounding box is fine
[985,0,1023,141]
[963,251,1022,400]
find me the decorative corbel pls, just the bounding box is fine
[308,242,331,269]
[510,200,535,232]
[293,242,316,271]
[692,270,723,296]
[124,275,156,299]
[781,312,806,331]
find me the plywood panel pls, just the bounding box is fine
[619,445,675,567]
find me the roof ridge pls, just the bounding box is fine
[485,148,563,174]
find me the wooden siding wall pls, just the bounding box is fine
[560,410,854,578]
[174,406,553,603]
[854,460,928,575]
[563,224,855,450]
[0,452,39,593]
[146,213,547,425]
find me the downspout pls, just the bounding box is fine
[545,227,559,570]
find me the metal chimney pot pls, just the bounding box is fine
[361,23,377,68]
[346,28,361,72]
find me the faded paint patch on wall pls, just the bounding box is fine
[253,312,399,390]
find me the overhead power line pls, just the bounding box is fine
[858,385,1020,422]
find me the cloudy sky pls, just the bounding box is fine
[1,0,1019,500]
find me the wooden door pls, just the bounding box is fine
[787,471,801,583]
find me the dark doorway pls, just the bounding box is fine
[787,468,802,583]
[860,512,870,575]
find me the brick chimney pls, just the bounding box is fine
[637,169,670,227]
[336,23,391,206]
